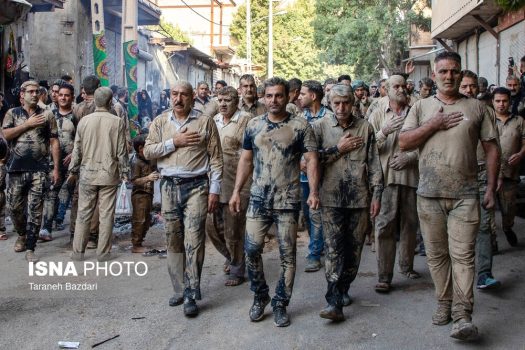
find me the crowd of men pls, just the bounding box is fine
[0,51,524,342]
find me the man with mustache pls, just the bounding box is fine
[369,75,419,293]
[2,80,60,262]
[506,75,525,117]
[206,86,251,286]
[399,51,500,341]
[238,74,267,118]
[144,81,222,318]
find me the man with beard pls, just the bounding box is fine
[369,75,419,293]
[314,83,383,321]
[506,75,525,117]
[194,81,219,117]
[144,81,222,317]
[40,83,76,242]
[3,80,60,262]
[238,74,267,118]
[206,86,251,286]
[230,77,319,327]
[459,70,501,290]
[399,51,500,341]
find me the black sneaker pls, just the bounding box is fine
[183,297,199,317]
[273,306,290,327]
[504,230,518,247]
[319,304,345,322]
[249,295,271,322]
[477,274,501,290]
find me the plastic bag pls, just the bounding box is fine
[115,181,132,215]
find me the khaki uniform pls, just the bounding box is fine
[3,106,58,251]
[238,98,267,118]
[365,96,388,120]
[313,114,383,307]
[69,109,129,260]
[42,110,75,234]
[496,114,525,231]
[130,153,156,246]
[206,111,251,278]
[243,113,317,307]
[369,103,419,284]
[402,96,498,322]
[144,109,222,300]
[286,103,300,116]
[194,97,219,117]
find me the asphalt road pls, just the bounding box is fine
[0,213,524,350]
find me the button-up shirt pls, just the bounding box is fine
[368,103,418,188]
[496,114,525,180]
[144,109,223,194]
[214,110,251,203]
[238,98,267,118]
[243,113,317,210]
[313,114,383,208]
[2,105,58,173]
[53,109,76,171]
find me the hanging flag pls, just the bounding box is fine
[123,40,139,138]
[5,29,17,76]
[93,30,109,87]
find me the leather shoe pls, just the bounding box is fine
[183,297,199,317]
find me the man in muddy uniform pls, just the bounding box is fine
[2,80,60,262]
[69,87,129,262]
[206,86,252,286]
[144,81,222,317]
[313,83,383,322]
[230,77,319,327]
[368,75,419,293]
[40,83,76,241]
[399,51,500,341]
[238,74,267,118]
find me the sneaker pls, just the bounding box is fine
[477,274,501,290]
[183,297,199,317]
[450,319,478,341]
[169,296,183,307]
[25,250,39,262]
[273,306,290,327]
[432,302,452,325]
[304,258,322,272]
[503,230,518,247]
[86,240,97,249]
[14,235,26,252]
[249,295,271,322]
[342,292,353,307]
[39,229,53,242]
[319,304,345,322]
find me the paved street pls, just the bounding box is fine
[0,213,524,350]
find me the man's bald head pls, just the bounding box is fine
[94,87,113,109]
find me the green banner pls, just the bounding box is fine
[124,40,139,138]
[92,31,109,87]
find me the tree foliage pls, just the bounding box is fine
[230,0,351,80]
[147,17,194,44]
[313,0,431,81]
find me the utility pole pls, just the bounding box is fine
[267,0,273,78]
[246,0,252,74]
[122,0,139,137]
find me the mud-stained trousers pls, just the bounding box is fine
[131,192,153,246]
[245,204,299,307]
[206,198,248,278]
[162,177,208,301]
[417,196,479,322]
[70,182,99,240]
[476,168,495,276]
[7,171,47,250]
[0,163,6,235]
[375,185,418,283]
[41,169,67,233]
[322,207,369,307]
[496,178,519,232]
[72,183,118,260]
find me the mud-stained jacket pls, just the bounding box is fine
[69,108,129,185]
[313,114,383,208]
